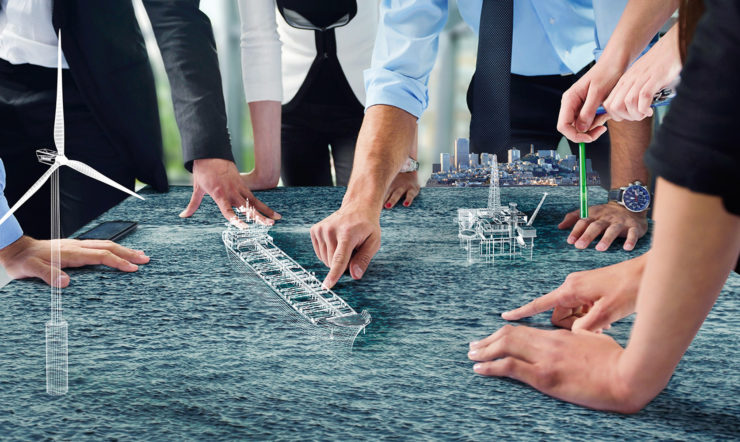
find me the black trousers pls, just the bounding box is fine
[281,102,362,187]
[468,69,612,188]
[0,59,135,239]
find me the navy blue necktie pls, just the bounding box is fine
[470,0,513,155]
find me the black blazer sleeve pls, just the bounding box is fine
[143,0,235,171]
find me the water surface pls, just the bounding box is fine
[1,186,738,440]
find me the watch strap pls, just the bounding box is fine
[608,188,622,203]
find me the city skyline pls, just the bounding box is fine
[428,138,600,188]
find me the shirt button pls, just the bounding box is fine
[549,17,556,24]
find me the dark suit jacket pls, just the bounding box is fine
[47,0,235,191]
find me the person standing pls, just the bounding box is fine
[311,0,656,290]
[238,0,420,207]
[0,0,279,239]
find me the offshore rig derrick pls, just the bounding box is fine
[457,155,548,263]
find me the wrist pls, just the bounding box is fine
[0,235,31,266]
[596,46,631,77]
[343,176,387,217]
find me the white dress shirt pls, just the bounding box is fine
[238,0,378,105]
[0,0,68,68]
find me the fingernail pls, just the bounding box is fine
[128,264,139,271]
[595,243,606,251]
[473,363,482,372]
[385,203,392,209]
[274,212,282,220]
[136,250,146,255]
[352,264,364,279]
[56,275,68,286]
[567,236,576,244]
[178,211,187,218]
[321,280,330,290]
[575,241,586,249]
[468,349,479,357]
[469,340,480,348]
[403,201,410,207]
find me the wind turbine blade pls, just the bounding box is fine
[65,160,144,200]
[0,164,60,226]
[54,31,65,156]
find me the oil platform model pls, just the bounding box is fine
[222,204,371,345]
[457,155,548,263]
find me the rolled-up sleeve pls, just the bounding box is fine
[364,0,448,119]
[0,159,23,249]
[238,0,283,103]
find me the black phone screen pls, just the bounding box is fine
[75,221,138,241]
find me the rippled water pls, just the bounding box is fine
[1,186,738,440]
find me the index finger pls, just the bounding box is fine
[322,239,353,289]
[557,91,582,142]
[501,289,564,321]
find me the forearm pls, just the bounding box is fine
[343,105,417,211]
[600,0,679,69]
[607,120,651,189]
[144,0,234,169]
[619,179,740,405]
[247,101,281,188]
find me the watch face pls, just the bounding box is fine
[623,185,651,212]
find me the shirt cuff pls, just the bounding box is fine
[364,68,427,119]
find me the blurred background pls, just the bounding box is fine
[133,0,478,186]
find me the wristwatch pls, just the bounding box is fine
[400,156,419,173]
[608,181,651,213]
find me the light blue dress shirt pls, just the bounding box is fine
[0,159,23,249]
[365,0,598,119]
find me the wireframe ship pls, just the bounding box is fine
[457,155,548,263]
[222,204,371,345]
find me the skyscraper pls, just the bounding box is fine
[508,148,520,164]
[440,153,451,172]
[537,149,557,158]
[470,153,479,169]
[454,138,470,170]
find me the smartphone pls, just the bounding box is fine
[75,221,138,241]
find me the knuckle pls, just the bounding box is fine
[354,253,372,268]
[332,251,347,263]
[564,272,582,290]
[500,324,515,336]
[535,366,559,389]
[500,357,517,375]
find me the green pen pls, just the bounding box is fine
[579,142,588,218]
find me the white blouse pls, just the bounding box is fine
[238,0,378,106]
[0,0,69,68]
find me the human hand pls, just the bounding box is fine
[559,202,648,251]
[501,253,647,331]
[310,202,381,289]
[468,325,645,413]
[383,172,420,209]
[180,158,281,225]
[603,27,681,122]
[0,236,150,287]
[557,62,624,143]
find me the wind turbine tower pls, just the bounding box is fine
[0,32,143,395]
[487,154,501,213]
